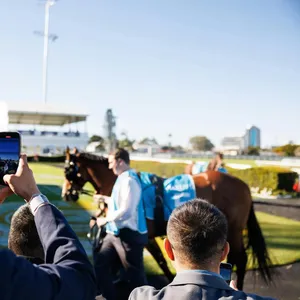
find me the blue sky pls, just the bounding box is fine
[0,0,299,147]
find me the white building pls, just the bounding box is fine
[132,138,161,156]
[220,136,244,155]
[1,101,89,155]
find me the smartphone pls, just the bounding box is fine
[0,132,21,186]
[220,262,232,284]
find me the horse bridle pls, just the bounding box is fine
[64,156,107,252]
[64,158,94,199]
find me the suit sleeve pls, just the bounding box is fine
[129,285,162,299]
[0,204,96,300]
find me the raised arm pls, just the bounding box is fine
[0,155,96,300]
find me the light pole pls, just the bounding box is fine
[104,109,117,152]
[168,133,172,148]
[34,0,58,104]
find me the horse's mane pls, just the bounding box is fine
[78,152,109,166]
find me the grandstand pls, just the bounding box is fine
[0,101,89,155]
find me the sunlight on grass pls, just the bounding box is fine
[254,212,300,267]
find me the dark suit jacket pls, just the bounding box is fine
[18,255,44,265]
[130,272,276,300]
[0,204,97,300]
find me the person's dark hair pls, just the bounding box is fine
[167,199,228,266]
[8,204,44,261]
[112,148,130,165]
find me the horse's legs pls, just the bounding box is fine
[145,238,174,282]
[227,235,247,290]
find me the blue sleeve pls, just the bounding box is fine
[0,204,96,300]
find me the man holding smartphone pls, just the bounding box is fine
[130,199,275,300]
[0,154,97,300]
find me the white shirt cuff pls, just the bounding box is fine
[29,195,50,215]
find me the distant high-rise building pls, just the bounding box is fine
[244,126,261,148]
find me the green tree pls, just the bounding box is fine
[189,136,214,151]
[160,145,185,153]
[140,137,158,145]
[118,138,135,150]
[89,135,104,143]
[173,145,185,152]
[273,144,299,157]
[88,135,105,151]
[118,131,135,150]
[247,146,260,156]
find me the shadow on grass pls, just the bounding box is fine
[0,184,93,256]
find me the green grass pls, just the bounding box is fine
[1,162,300,276]
[254,212,300,266]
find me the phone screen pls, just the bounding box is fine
[0,134,20,185]
[220,263,232,284]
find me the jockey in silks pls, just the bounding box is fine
[191,153,227,175]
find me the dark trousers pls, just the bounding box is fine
[93,228,148,300]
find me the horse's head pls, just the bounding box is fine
[62,148,116,202]
[62,147,91,202]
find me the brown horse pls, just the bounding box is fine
[62,149,273,290]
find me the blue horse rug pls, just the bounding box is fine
[163,174,196,220]
[138,172,196,221]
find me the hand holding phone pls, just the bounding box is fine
[0,132,20,186]
[220,262,232,284]
[0,132,22,203]
[1,154,40,202]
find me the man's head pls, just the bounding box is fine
[108,148,130,175]
[164,199,229,272]
[8,204,44,262]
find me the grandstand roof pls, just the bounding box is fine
[7,102,88,126]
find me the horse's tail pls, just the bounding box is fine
[246,203,273,284]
